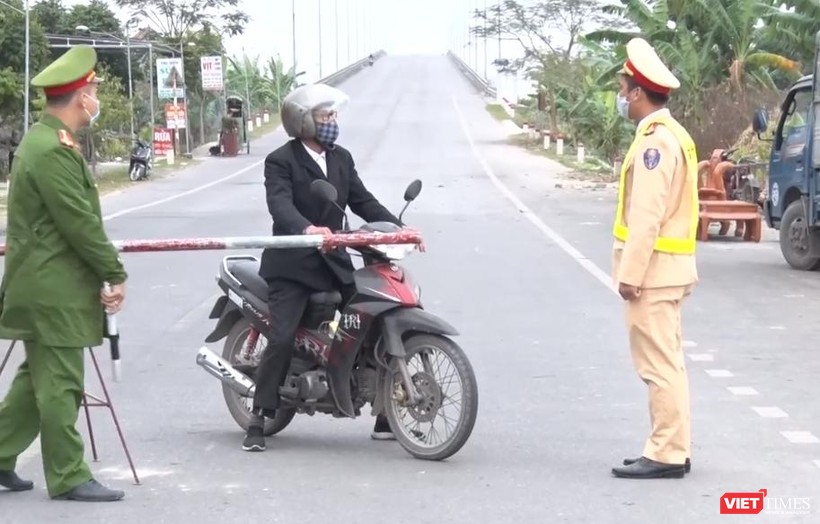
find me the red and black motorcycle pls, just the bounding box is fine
[196,179,478,461]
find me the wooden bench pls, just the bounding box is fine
[698,200,762,243]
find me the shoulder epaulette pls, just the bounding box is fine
[58,129,75,148]
[642,122,659,136]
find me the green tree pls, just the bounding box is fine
[115,0,250,37]
[0,0,50,128]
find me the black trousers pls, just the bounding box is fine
[252,278,355,417]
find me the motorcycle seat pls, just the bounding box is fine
[227,259,343,305]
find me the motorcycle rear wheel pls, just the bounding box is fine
[129,165,144,181]
[382,333,478,461]
[222,319,296,436]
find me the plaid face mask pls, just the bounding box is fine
[315,121,339,148]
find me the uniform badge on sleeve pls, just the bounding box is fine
[643,148,661,170]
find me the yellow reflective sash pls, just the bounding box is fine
[612,115,699,254]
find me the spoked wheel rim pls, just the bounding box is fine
[388,343,466,450]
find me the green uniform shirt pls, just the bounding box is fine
[0,114,127,347]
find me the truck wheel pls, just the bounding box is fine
[779,200,820,270]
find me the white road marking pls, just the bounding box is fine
[682,340,698,348]
[728,386,759,396]
[768,326,786,330]
[781,431,820,444]
[102,159,265,222]
[706,369,734,378]
[451,95,616,296]
[752,406,789,418]
[687,353,714,362]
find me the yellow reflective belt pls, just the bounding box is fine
[612,115,699,254]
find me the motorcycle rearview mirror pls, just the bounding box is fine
[398,179,423,223]
[310,179,349,231]
[404,179,422,202]
[310,179,338,202]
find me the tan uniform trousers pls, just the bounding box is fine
[624,284,694,465]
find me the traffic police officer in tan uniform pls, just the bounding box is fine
[609,38,699,479]
[0,45,128,501]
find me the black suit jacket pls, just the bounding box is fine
[259,139,400,290]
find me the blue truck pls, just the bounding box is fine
[752,30,820,270]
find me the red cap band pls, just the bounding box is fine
[623,59,671,95]
[43,71,96,97]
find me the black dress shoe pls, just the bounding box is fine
[612,456,686,479]
[623,456,691,473]
[0,470,34,491]
[52,479,124,502]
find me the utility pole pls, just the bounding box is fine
[318,0,323,78]
[292,0,297,72]
[335,0,339,71]
[23,0,30,135]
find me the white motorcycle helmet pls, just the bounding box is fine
[281,83,350,139]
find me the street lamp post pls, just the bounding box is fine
[24,0,30,135]
[335,0,339,71]
[125,21,134,142]
[179,40,191,156]
[292,0,297,72]
[318,0,322,78]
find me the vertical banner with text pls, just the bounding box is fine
[200,56,224,92]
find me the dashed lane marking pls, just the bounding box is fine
[687,353,714,362]
[706,369,734,378]
[728,386,760,396]
[752,407,789,418]
[683,340,698,348]
[781,431,820,444]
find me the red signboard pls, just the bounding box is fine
[153,127,173,157]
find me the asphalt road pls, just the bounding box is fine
[1,54,819,523]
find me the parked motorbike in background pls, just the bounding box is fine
[129,138,152,181]
[196,178,479,461]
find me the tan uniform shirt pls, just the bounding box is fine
[612,108,699,289]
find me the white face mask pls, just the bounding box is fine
[82,93,101,124]
[616,94,630,118]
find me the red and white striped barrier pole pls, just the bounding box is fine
[0,230,423,257]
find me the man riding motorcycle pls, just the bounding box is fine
[244,83,406,451]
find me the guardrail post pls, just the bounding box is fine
[577,142,585,164]
[543,131,551,150]
[556,134,564,156]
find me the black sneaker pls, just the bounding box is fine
[371,415,396,441]
[242,416,266,451]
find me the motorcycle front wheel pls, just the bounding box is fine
[222,319,296,436]
[382,333,478,461]
[129,165,144,181]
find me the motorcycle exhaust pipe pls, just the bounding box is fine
[196,346,256,397]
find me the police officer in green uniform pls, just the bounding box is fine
[0,45,128,502]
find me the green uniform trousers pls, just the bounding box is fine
[0,341,93,497]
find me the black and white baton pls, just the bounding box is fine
[103,282,121,382]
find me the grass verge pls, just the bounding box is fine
[507,133,618,184]
[486,103,511,122]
